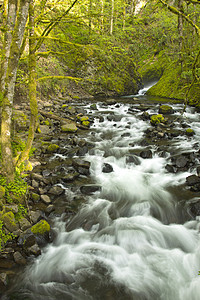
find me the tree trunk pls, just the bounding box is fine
[110,0,114,35]
[17,0,38,166]
[178,0,184,68]
[0,0,30,182]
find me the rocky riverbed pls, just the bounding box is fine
[1,94,200,296]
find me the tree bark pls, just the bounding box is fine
[110,0,114,35]
[0,0,30,182]
[17,0,38,166]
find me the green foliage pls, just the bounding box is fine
[0,220,15,250]
[15,204,28,221]
[0,175,27,204]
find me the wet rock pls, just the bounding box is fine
[121,132,130,138]
[39,125,51,135]
[107,115,122,122]
[102,163,113,173]
[19,218,31,231]
[2,212,19,233]
[76,145,88,156]
[106,99,116,105]
[126,155,140,165]
[61,123,77,133]
[32,179,39,188]
[140,149,152,159]
[13,251,26,265]
[197,166,200,176]
[80,185,101,195]
[27,244,41,256]
[30,210,42,224]
[175,156,188,168]
[31,192,40,202]
[46,144,60,153]
[0,273,8,287]
[42,169,52,177]
[48,185,65,196]
[62,172,80,182]
[18,229,36,248]
[188,200,200,217]
[186,128,195,136]
[31,220,51,246]
[159,105,174,114]
[73,159,90,175]
[165,164,176,173]
[45,205,55,214]
[90,103,98,110]
[186,175,200,186]
[41,194,51,204]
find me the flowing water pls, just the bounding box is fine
[7,93,200,300]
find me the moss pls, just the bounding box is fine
[186,128,195,136]
[82,121,90,126]
[1,211,18,232]
[31,220,50,235]
[80,116,89,122]
[0,186,5,198]
[62,104,67,109]
[159,105,174,114]
[31,193,40,202]
[61,123,77,132]
[44,120,50,126]
[147,62,184,99]
[47,144,59,152]
[150,114,165,125]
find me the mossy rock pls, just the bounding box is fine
[47,144,60,153]
[13,110,29,131]
[61,123,77,133]
[150,114,165,125]
[1,211,18,232]
[23,160,33,172]
[158,105,174,115]
[82,121,90,127]
[186,128,195,136]
[80,116,89,122]
[31,220,50,235]
[31,193,40,202]
[0,186,5,198]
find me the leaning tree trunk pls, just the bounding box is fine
[178,0,184,69]
[17,0,38,166]
[0,0,30,182]
[110,0,114,35]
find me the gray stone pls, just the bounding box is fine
[27,244,41,256]
[102,163,113,173]
[19,218,31,231]
[30,210,41,224]
[61,123,77,133]
[80,185,101,195]
[13,251,26,265]
[48,186,65,196]
[41,194,51,204]
[32,179,39,188]
[0,273,7,286]
[39,125,51,135]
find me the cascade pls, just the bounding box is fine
[7,95,200,300]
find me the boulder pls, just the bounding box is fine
[186,128,195,136]
[186,175,200,186]
[80,185,101,195]
[102,163,113,173]
[19,218,31,231]
[13,251,27,265]
[1,211,19,232]
[18,229,36,248]
[48,185,65,196]
[61,122,77,133]
[140,150,152,159]
[41,194,52,204]
[72,159,91,175]
[150,114,165,125]
[158,105,174,114]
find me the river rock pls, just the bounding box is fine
[19,218,32,231]
[41,194,52,204]
[102,163,113,173]
[140,149,152,159]
[61,123,77,133]
[27,244,41,256]
[0,273,7,287]
[13,251,27,265]
[186,175,200,187]
[18,229,36,248]
[62,172,80,182]
[126,155,140,165]
[175,156,188,168]
[76,145,89,156]
[72,159,91,175]
[2,212,19,233]
[48,185,65,196]
[188,200,200,217]
[30,210,42,224]
[158,105,174,114]
[80,185,101,195]
[39,125,51,135]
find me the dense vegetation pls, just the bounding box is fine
[0,0,199,191]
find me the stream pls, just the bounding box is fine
[5,91,200,300]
